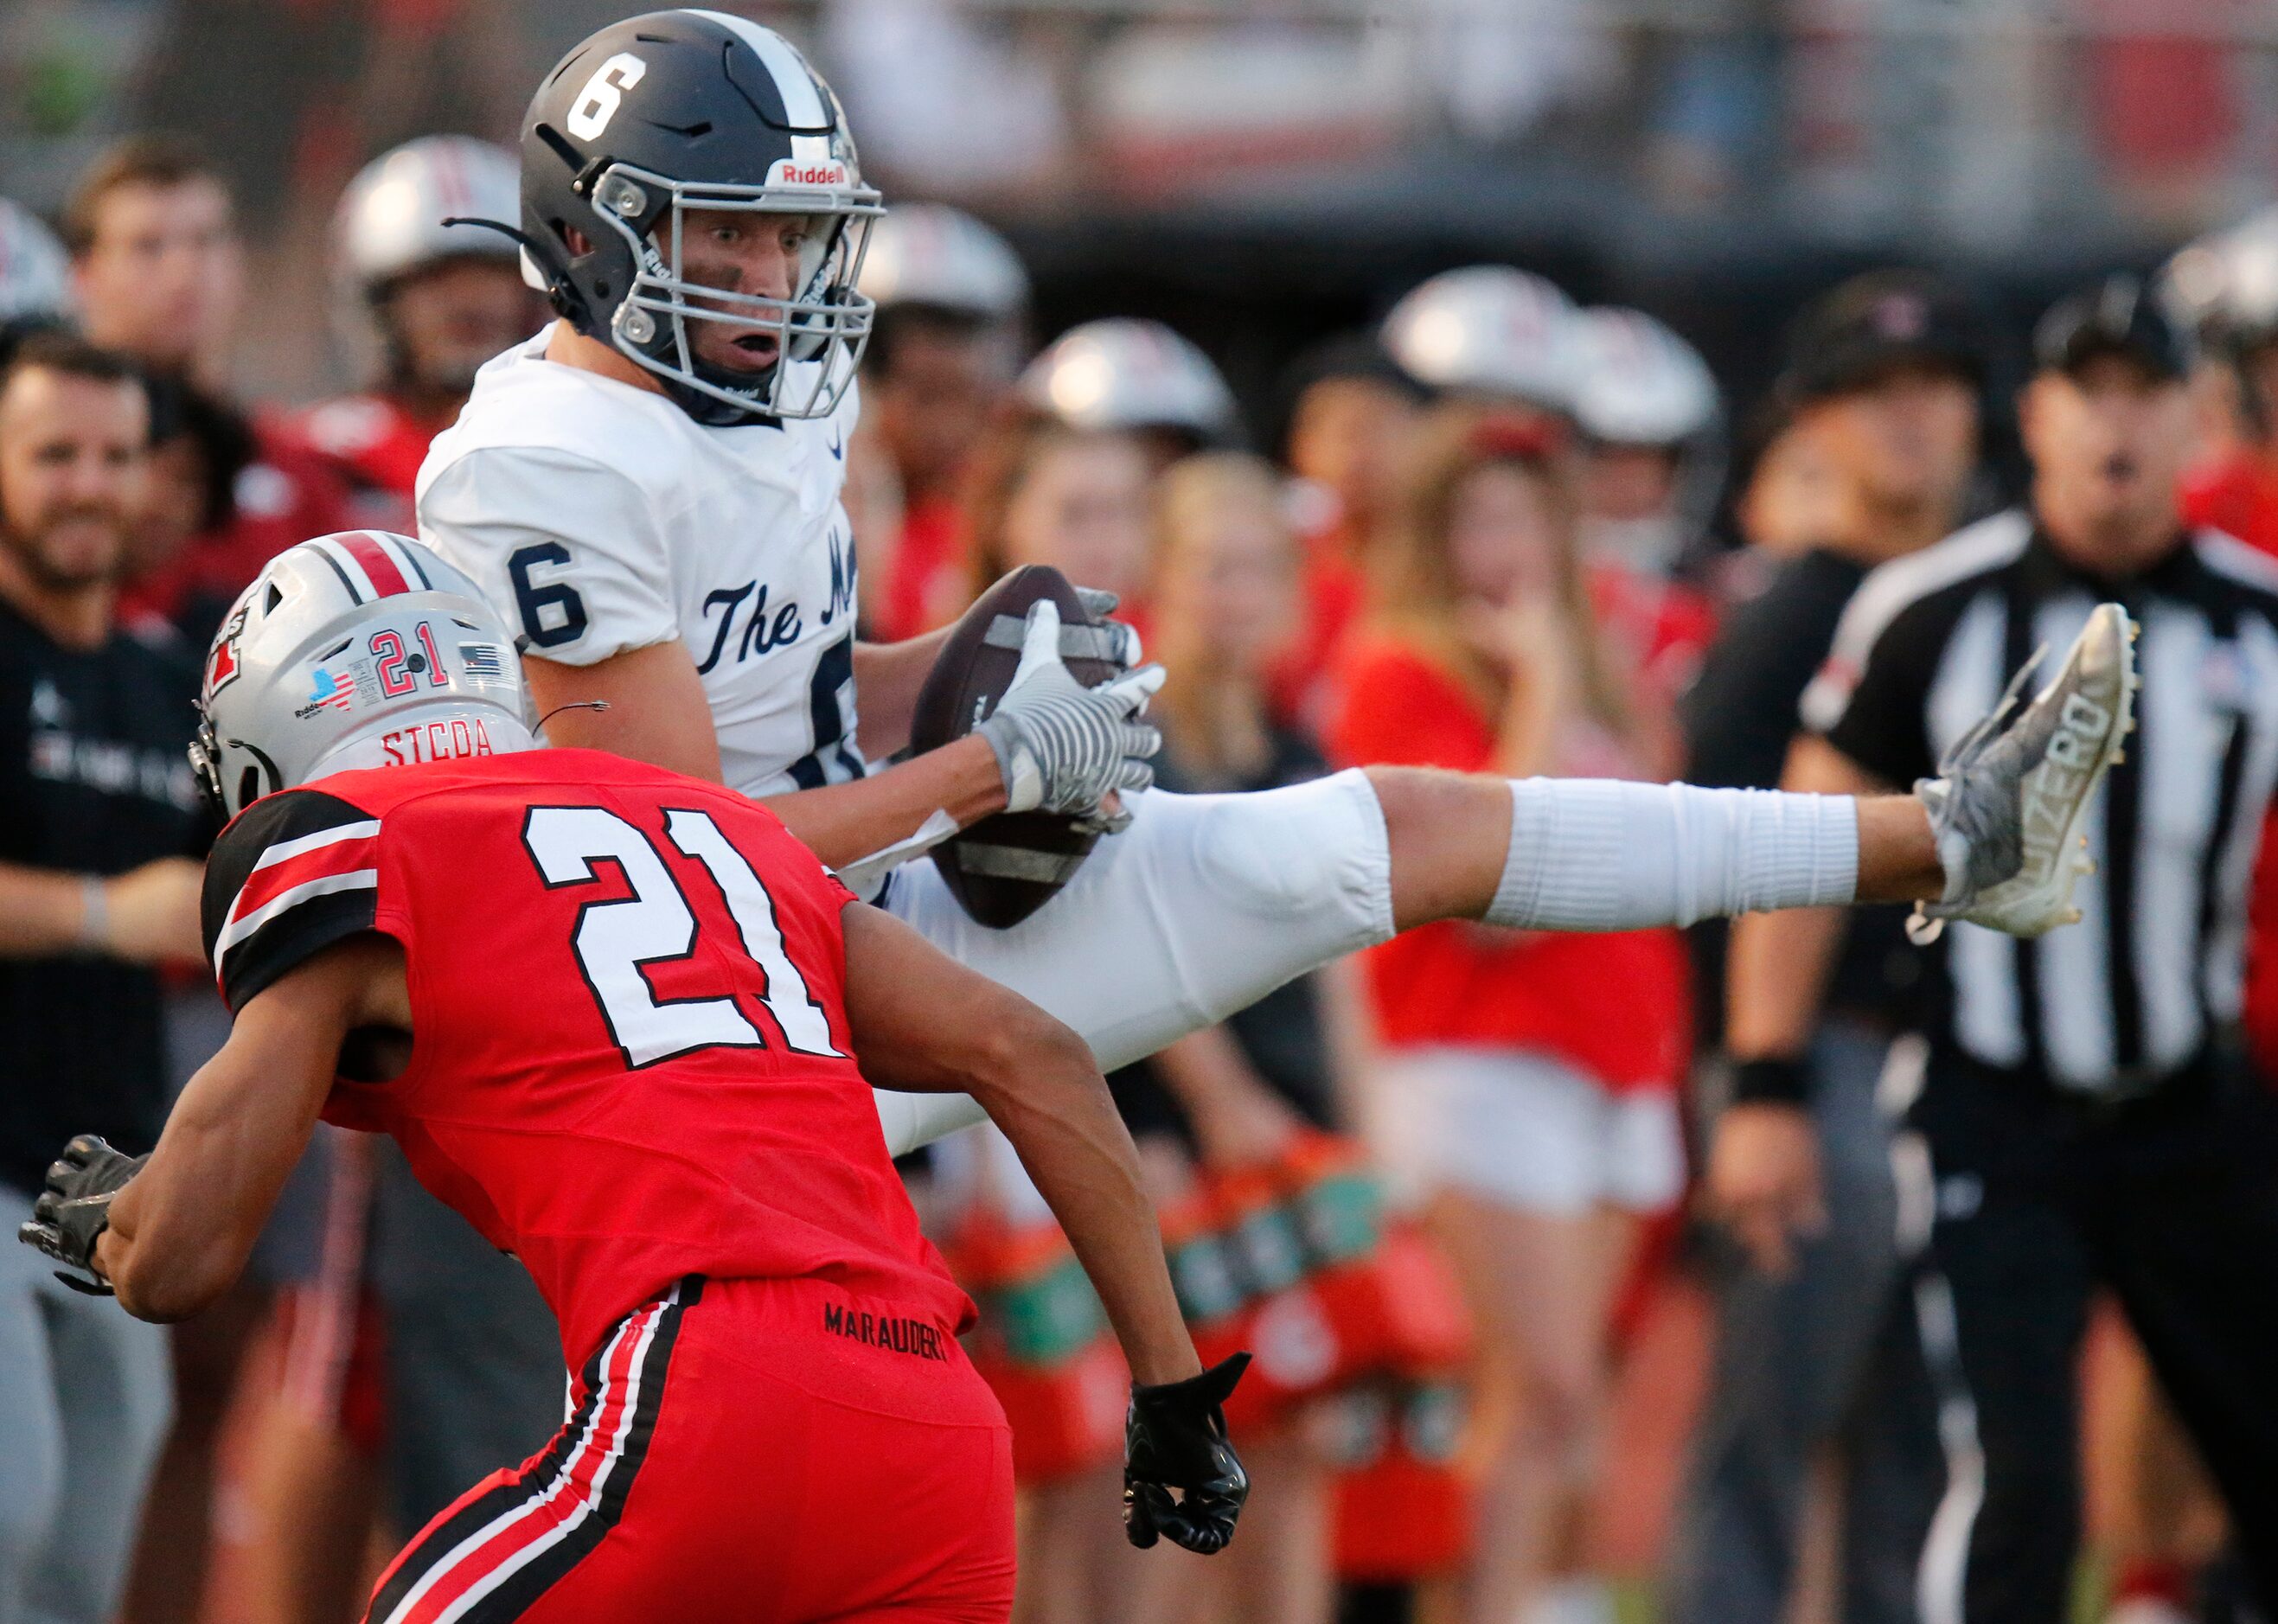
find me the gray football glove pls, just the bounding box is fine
[978,598,1164,818]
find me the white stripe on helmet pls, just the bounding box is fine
[689,10,834,164]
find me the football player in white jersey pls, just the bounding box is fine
[413,9,2132,1160]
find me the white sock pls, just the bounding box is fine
[1487,778,1859,931]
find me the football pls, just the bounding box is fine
[909,565,1123,928]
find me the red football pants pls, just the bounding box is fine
[362,1275,1016,1623]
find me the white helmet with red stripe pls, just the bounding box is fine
[193,531,533,819]
[336,136,522,295]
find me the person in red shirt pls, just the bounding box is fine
[65,136,352,650]
[1327,406,1689,1624]
[1268,334,1426,729]
[22,534,1251,1622]
[291,136,547,534]
[1572,306,1724,707]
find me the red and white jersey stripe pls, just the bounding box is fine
[202,789,385,1010]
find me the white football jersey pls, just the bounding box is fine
[415,326,864,797]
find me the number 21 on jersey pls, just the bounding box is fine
[522,804,841,1069]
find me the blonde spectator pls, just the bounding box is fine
[1328,405,1690,1624]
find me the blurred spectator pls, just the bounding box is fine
[2168,211,2278,559]
[61,131,345,1624]
[65,134,349,649]
[959,409,1157,633]
[1669,268,1985,1624]
[859,203,1030,642]
[0,332,206,1624]
[1328,405,1686,1624]
[292,136,541,532]
[1105,452,1347,1624]
[1717,274,2278,1621]
[1268,334,1425,726]
[122,377,252,611]
[1728,400,1847,564]
[1573,306,1724,585]
[1572,306,1724,710]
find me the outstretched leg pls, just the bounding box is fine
[874,603,2134,1155]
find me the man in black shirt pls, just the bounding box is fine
[1671,271,1985,1624]
[1723,276,2278,1620]
[0,331,207,1621]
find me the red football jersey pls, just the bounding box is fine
[285,392,447,534]
[199,747,970,1366]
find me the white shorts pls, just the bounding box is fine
[886,770,1394,1072]
[1366,1047,1686,1218]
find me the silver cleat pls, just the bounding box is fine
[1909,602,2139,943]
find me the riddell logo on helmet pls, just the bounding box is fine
[766,157,847,189]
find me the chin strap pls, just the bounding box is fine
[441,216,589,329]
[536,700,611,732]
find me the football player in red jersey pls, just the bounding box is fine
[21,534,1249,1622]
[295,137,547,533]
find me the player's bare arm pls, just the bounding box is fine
[852,626,954,759]
[837,900,1197,1389]
[839,901,1249,1553]
[61,935,405,1321]
[533,643,1011,868]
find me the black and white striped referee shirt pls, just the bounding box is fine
[1801,509,2278,1097]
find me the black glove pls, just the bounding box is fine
[18,1135,146,1295]
[1123,1351,1251,1555]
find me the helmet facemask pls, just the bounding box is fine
[588,161,879,425]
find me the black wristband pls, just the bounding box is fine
[1730,1056,1811,1106]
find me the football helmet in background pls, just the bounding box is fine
[1572,306,1719,449]
[1381,265,1584,414]
[336,135,522,297]
[861,202,1028,322]
[0,198,73,326]
[1020,317,1240,448]
[193,532,532,820]
[516,8,881,425]
[331,136,523,380]
[2159,215,2278,437]
[2160,208,2278,347]
[1573,305,1726,568]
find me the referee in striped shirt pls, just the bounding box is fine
[1707,274,2278,1621]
